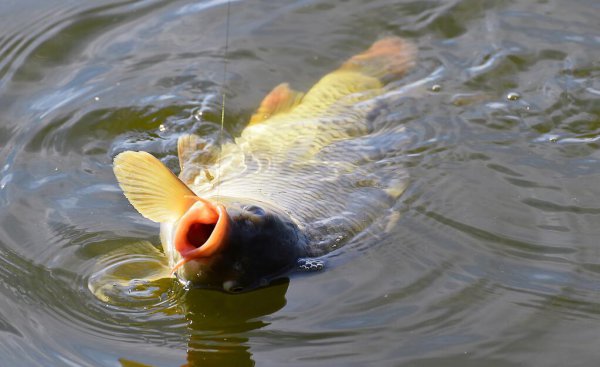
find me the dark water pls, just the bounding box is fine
[1,0,600,366]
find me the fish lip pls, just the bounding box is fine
[171,200,229,273]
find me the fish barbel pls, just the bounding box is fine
[113,37,415,292]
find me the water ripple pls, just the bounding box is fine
[1,0,600,365]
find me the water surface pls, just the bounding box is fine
[1,0,600,366]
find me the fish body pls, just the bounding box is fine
[113,38,415,292]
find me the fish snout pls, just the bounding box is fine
[172,199,230,272]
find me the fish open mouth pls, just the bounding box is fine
[172,199,229,272]
[186,222,216,248]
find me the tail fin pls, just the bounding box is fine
[252,37,416,121]
[340,37,416,83]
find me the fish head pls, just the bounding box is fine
[113,151,308,293]
[168,198,307,292]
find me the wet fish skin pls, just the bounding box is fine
[113,37,416,292]
[176,200,309,292]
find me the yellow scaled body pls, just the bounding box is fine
[112,38,415,290]
[177,37,415,232]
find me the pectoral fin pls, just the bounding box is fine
[177,134,201,172]
[113,151,197,222]
[249,83,304,125]
[176,134,220,186]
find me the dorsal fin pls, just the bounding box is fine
[249,83,304,125]
[113,151,197,223]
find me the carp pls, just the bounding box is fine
[113,37,415,292]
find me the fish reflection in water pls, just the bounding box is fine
[116,281,288,367]
[107,37,416,293]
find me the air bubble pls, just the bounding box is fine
[507,92,520,101]
[193,109,203,121]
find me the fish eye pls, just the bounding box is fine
[244,205,265,216]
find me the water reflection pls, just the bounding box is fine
[118,281,289,367]
[1,0,600,365]
[182,281,288,366]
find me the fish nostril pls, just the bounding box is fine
[244,205,265,216]
[223,280,244,293]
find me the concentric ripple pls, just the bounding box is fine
[0,0,600,366]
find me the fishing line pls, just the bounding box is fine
[216,0,231,202]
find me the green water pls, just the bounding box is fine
[1,0,600,366]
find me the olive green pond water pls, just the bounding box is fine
[1,0,600,366]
